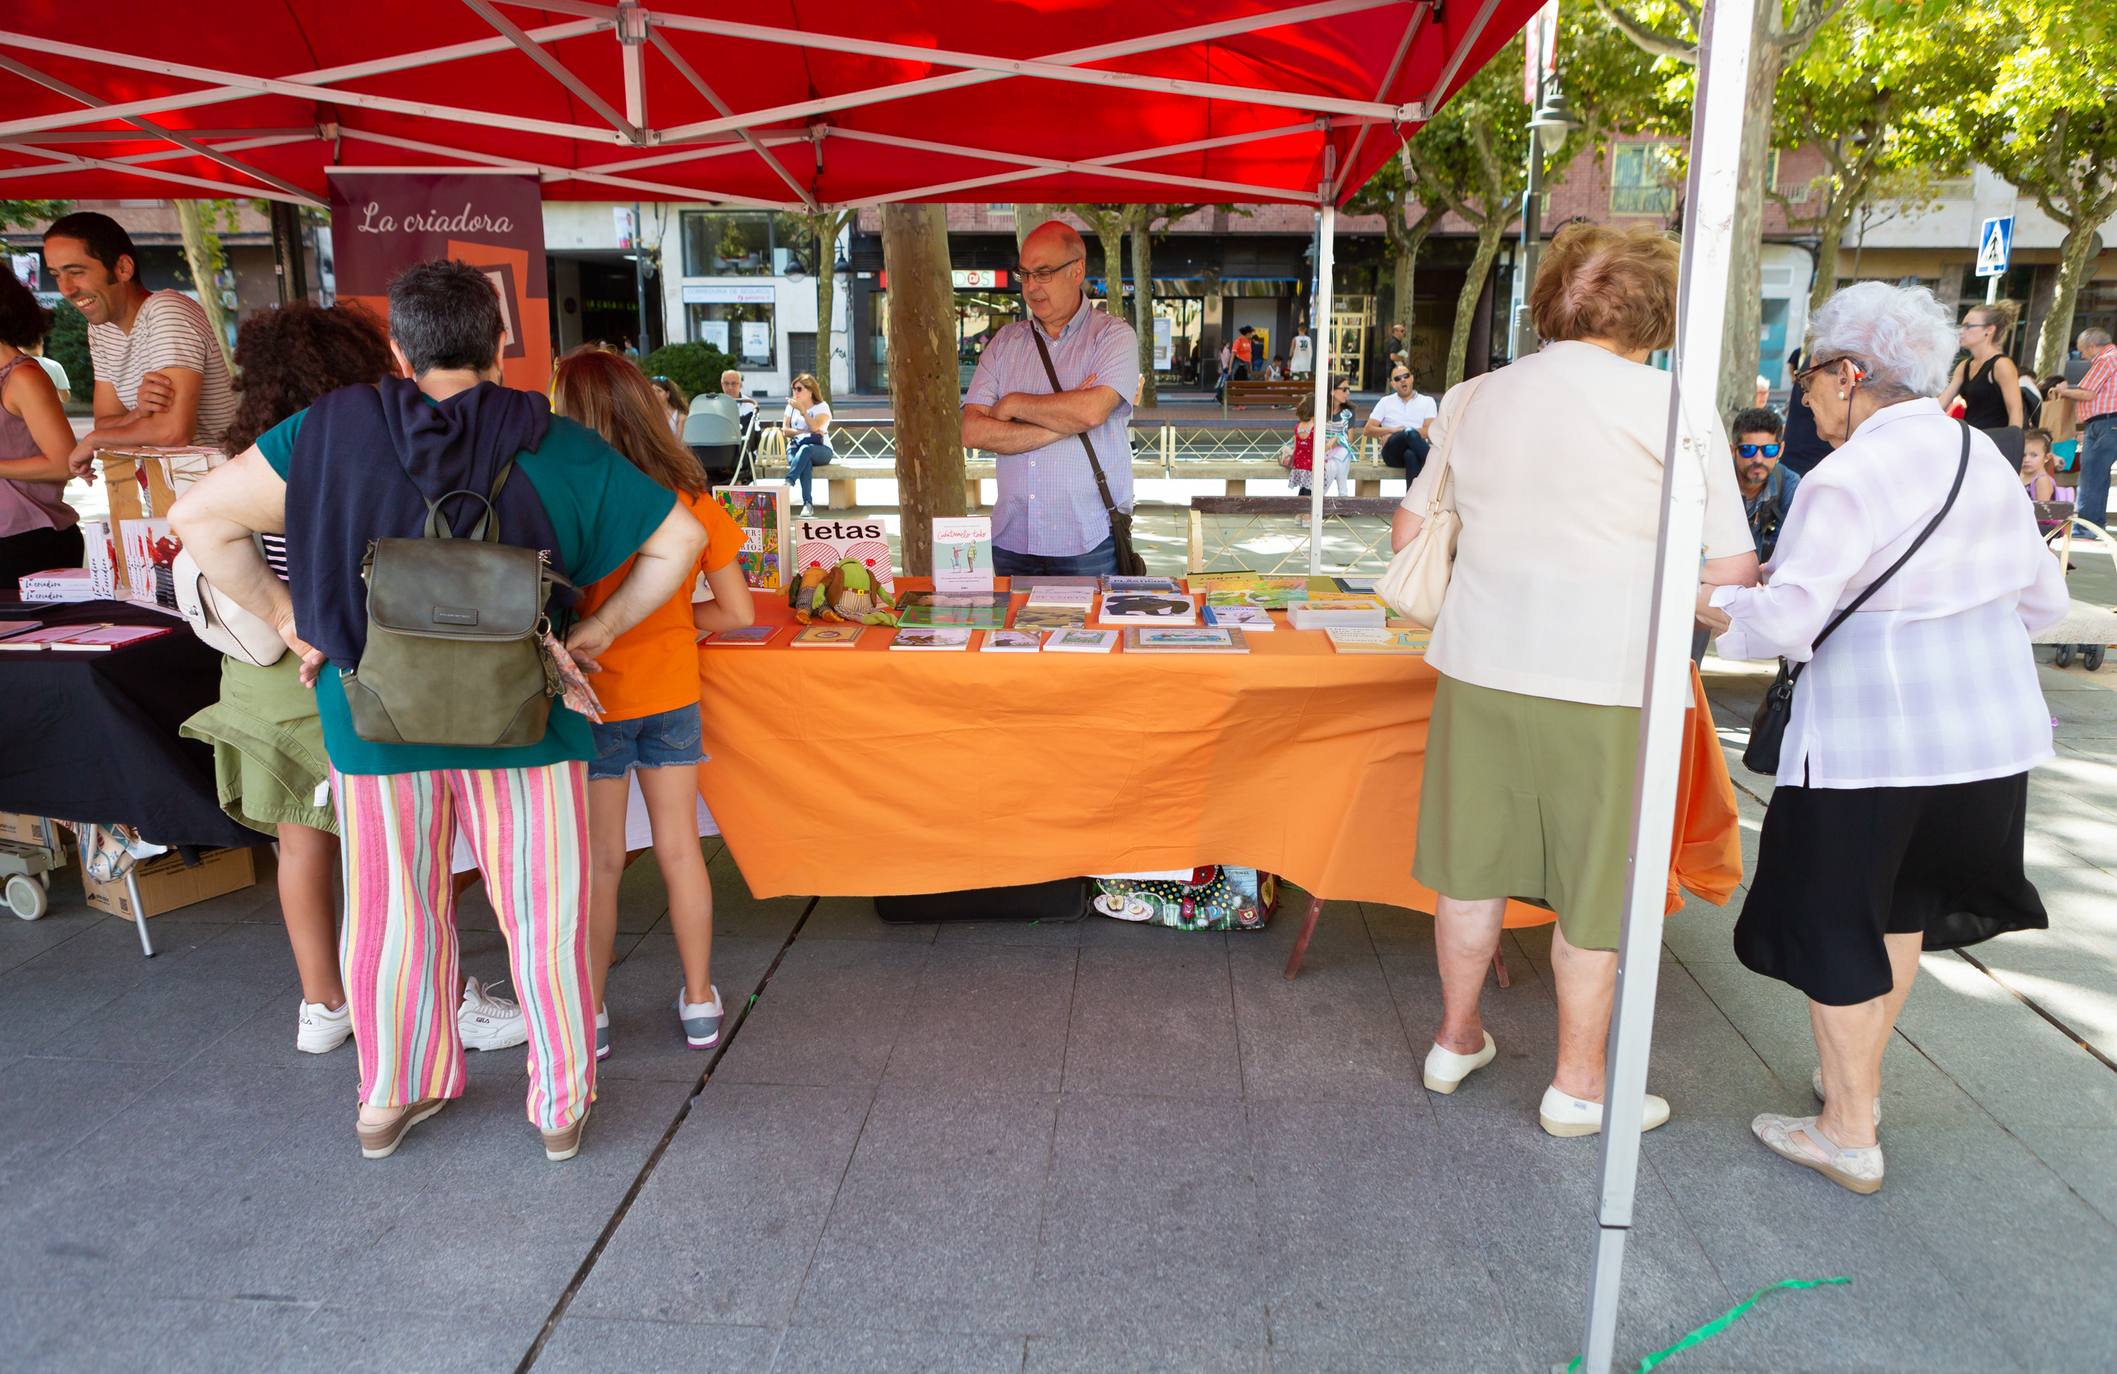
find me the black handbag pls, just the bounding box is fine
[1742,422,1972,777]
[1026,326,1148,577]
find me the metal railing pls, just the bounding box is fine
[766,421,1382,472]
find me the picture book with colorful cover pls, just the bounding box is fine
[1123,626,1248,654]
[793,516,894,594]
[791,623,865,648]
[1098,592,1198,626]
[890,627,973,651]
[1010,604,1087,632]
[897,591,1009,629]
[701,625,778,647]
[1189,572,1329,609]
[1324,627,1431,654]
[712,484,791,591]
[931,516,994,594]
[981,629,1043,653]
[1045,628,1118,653]
[1202,603,1273,632]
[1102,575,1182,594]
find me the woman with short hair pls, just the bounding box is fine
[1699,283,2067,1193]
[1394,222,1758,1136]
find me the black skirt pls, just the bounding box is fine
[1734,773,2046,1006]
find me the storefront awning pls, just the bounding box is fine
[0,0,1540,211]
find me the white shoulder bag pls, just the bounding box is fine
[1375,375,1488,629]
[172,546,288,667]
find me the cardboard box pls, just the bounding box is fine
[83,845,258,921]
[0,811,61,848]
[101,448,218,593]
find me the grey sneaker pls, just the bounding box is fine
[677,986,723,1050]
[595,1005,611,1062]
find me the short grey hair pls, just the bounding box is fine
[1805,281,1958,400]
[2081,327,2114,350]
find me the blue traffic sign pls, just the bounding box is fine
[1975,216,2014,279]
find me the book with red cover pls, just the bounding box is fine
[47,623,175,651]
[0,623,103,650]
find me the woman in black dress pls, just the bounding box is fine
[1939,298,2024,430]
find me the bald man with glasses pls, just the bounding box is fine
[1363,364,1438,477]
[960,220,1141,577]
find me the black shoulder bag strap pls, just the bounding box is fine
[1027,325,1130,541]
[1744,421,1972,774]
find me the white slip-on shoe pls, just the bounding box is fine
[1539,1085,1671,1139]
[1753,1112,1883,1195]
[1811,1067,1881,1124]
[296,999,352,1055]
[1422,1032,1496,1094]
[457,977,530,1052]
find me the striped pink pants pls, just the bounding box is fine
[332,761,594,1132]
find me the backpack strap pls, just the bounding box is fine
[422,460,516,543]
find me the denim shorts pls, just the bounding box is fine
[588,703,708,781]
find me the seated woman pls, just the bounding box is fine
[781,372,832,518]
[1700,283,2067,1194]
[1391,222,1757,1138]
[0,271,81,593]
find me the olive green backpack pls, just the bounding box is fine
[342,463,569,748]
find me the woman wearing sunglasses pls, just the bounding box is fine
[1729,406,1798,561]
[1698,283,2067,1195]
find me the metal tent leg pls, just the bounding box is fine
[124,866,155,957]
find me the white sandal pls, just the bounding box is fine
[1752,1112,1884,1195]
[1422,1031,1495,1094]
[1811,1067,1880,1124]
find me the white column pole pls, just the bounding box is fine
[1576,0,1754,1371]
[1309,153,1338,576]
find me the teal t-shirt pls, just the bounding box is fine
[258,407,677,776]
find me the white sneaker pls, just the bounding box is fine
[296,999,352,1054]
[1538,1085,1671,1139]
[1422,1031,1496,1094]
[458,977,529,1052]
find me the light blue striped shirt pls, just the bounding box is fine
[963,298,1140,557]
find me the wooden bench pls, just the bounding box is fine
[1166,460,1399,498]
[1223,379,1316,411]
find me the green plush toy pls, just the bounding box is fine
[790,558,900,626]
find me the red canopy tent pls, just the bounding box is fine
[0,0,1536,211]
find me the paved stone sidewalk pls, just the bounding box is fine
[4,655,2114,1372]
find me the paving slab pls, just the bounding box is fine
[1061,936,1240,1101]
[534,1315,781,1372]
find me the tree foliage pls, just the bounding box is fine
[776,207,858,402]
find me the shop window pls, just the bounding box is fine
[688,301,776,367]
[788,331,817,379]
[1610,142,1678,217]
[681,212,773,276]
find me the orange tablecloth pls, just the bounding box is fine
[695,588,1740,925]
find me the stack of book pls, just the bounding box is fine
[1012,582,1094,632]
[1288,597,1387,630]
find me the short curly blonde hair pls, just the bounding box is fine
[1529,222,1680,352]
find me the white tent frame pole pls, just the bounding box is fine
[646,0,1406,143]
[461,0,641,141]
[0,21,606,140]
[1309,146,1337,576]
[0,141,319,203]
[1330,3,1428,200]
[330,127,805,209]
[0,132,311,180]
[1576,1,1754,1371]
[645,30,815,210]
[594,132,813,176]
[825,129,1304,204]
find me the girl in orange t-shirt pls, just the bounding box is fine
[554,349,754,1061]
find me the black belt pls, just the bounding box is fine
[2085,413,2116,429]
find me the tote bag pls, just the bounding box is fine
[1375,374,1488,629]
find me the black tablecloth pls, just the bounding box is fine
[0,599,256,850]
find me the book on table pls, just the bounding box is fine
[1101,575,1182,594]
[931,516,995,594]
[889,627,973,651]
[1324,627,1431,654]
[1021,583,1096,610]
[700,625,778,647]
[793,515,895,594]
[1288,599,1387,630]
[897,591,1009,629]
[0,622,173,651]
[981,629,1043,653]
[711,484,792,592]
[1202,603,1273,632]
[1045,628,1119,653]
[1188,573,1330,609]
[1098,592,1198,626]
[1009,575,1100,596]
[0,620,45,641]
[1123,627,1249,654]
[791,623,866,648]
[1010,604,1088,632]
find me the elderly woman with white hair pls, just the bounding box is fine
[1698,283,2068,1195]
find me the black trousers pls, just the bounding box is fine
[1381,429,1431,479]
[0,523,85,595]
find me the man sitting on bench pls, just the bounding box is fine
[1365,363,1438,477]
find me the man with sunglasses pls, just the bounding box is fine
[1363,363,1438,476]
[960,220,1141,576]
[1729,406,1799,560]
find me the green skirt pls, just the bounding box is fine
[1411,673,1640,952]
[180,654,338,837]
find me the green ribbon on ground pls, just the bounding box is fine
[1567,1276,1852,1373]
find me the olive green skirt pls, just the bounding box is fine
[180,654,339,837]
[1412,673,1640,952]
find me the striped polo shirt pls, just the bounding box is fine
[88,289,238,450]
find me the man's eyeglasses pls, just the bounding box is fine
[1012,257,1082,285]
[1736,443,1783,459]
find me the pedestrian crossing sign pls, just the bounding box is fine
[1975,216,2013,278]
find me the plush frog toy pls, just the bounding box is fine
[789,558,900,626]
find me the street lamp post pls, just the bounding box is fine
[1508,83,1580,360]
